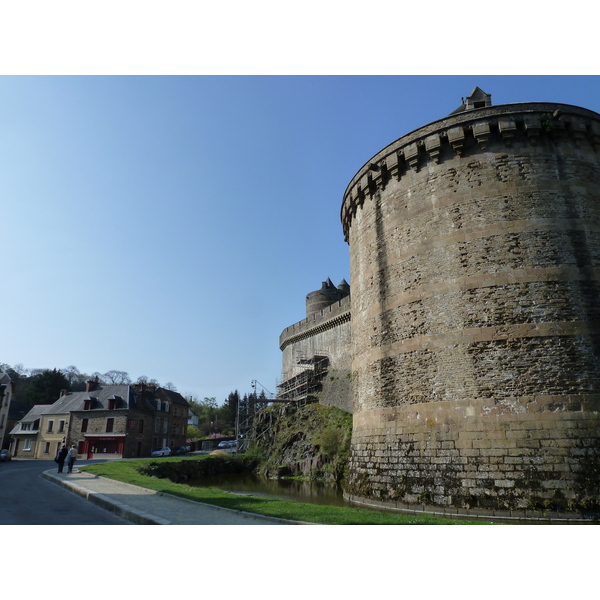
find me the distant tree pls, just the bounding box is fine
[197,397,218,423]
[24,369,70,406]
[187,425,201,441]
[90,372,106,384]
[219,390,240,429]
[103,370,132,384]
[61,365,92,391]
[136,375,149,384]
[0,363,27,381]
[61,365,79,383]
[164,382,177,391]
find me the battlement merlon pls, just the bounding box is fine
[279,294,351,351]
[341,102,600,242]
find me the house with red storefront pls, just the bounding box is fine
[9,380,190,460]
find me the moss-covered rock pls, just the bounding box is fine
[249,403,352,484]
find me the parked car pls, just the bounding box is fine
[151,447,171,457]
[0,449,11,462]
[217,440,237,449]
[171,446,187,455]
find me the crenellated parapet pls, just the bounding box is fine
[280,294,351,351]
[341,102,600,242]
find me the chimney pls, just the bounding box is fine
[85,380,96,393]
[60,389,68,397]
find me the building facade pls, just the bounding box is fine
[9,381,190,460]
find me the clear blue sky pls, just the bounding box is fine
[3,75,600,401]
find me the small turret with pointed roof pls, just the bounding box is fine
[306,277,349,317]
[337,278,350,298]
[450,86,492,115]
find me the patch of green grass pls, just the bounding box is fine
[80,458,494,525]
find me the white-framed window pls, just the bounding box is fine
[47,420,54,433]
[44,442,50,454]
[163,420,168,434]
[58,420,65,433]
[23,439,32,451]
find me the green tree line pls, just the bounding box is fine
[0,362,178,407]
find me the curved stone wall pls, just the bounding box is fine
[342,102,600,510]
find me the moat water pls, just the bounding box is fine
[188,473,350,507]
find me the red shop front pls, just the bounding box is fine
[80,434,126,458]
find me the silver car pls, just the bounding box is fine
[151,447,171,457]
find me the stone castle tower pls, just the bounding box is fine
[279,279,352,412]
[341,88,600,512]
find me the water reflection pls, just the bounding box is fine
[188,473,349,507]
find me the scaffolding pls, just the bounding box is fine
[276,355,329,404]
[235,357,330,451]
[235,380,275,451]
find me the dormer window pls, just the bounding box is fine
[450,87,492,116]
[465,87,491,110]
[108,398,117,410]
[83,399,92,410]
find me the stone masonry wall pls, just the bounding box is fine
[280,296,352,412]
[342,102,600,511]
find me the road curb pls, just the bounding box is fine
[42,470,170,524]
[42,470,314,525]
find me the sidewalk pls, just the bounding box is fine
[42,469,303,525]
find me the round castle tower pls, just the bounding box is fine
[306,277,350,317]
[341,88,600,512]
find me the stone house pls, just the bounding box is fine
[9,380,190,459]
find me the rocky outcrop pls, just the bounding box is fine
[251,403,352,483]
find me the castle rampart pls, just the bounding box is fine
[342,93,600,513]
[279,285,352,412]
[279,294,351,350]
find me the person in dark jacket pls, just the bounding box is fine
[55,445,68,473]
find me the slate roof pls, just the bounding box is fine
[19,404,53,422]
[9,404,53,434]
[50,384,133,413]
[155,387,190,407]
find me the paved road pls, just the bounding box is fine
[0,459,130,525]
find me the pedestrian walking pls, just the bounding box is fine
[55,445,68,473]
[67,444,77,473]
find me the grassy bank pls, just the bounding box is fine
[80,457,494,525]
